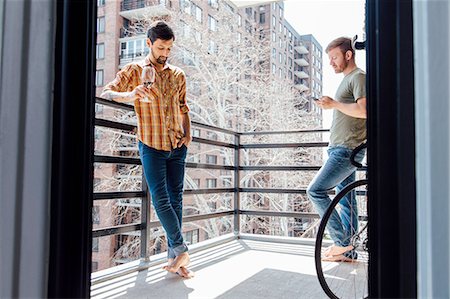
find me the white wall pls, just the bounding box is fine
[414,0,450,298]
[0,0,55,297]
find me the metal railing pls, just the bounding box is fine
[120,0,167,12]
[93,97,341,264]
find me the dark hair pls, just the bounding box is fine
[147,21,175,43]
[325,37,354,56]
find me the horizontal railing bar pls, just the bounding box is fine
[239,142,329,149]
[148,211,235,228]
[240,188,366,196]
[95,118,136,131]
[240,165,321,171]
[239,166,367,172]
[93,223,143,238]
[94,155,141,165]
[184,188,236,194]
[240,188,307,194]
[96,97,134,111]
[239,210,320,219]
[186,163,235,170]
[239,129,330,135]
[93,191,146,200]
[191,121,238,136]
[192,137,236,149]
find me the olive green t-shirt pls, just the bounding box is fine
[329,68,366,149]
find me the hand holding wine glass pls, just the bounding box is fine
[140,66,155,102]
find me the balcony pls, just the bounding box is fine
[294,58,309,67]
[120,0,171,20]
[294,70,309,79]
[119,50,149,67]
[294,44,309,55]
[92,98,364,298]
[294,83,309,92]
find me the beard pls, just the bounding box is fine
[152,51,167,65]
[333,59,348,73]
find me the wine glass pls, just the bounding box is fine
[141,66,155,102]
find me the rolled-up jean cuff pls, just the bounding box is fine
[168,248,176,259]
[172,243,188,257]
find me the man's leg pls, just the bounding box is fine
[138,142,185,263]
[307,146,358,250]
[336,172,358,246]
[164,145,190,274]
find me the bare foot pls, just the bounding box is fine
[163,252,190,274]
[322,254,356,262]
[323,245,354,257]
[177,266,195,278]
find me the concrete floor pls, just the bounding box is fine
[90,239,335,299]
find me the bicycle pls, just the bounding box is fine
[314,142,368,299]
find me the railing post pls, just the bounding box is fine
[140,175,151,262]
[233,134,241,236]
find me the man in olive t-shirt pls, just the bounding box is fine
[307,37,367,262]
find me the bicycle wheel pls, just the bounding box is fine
[315,179,369,299]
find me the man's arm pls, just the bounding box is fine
[316,96,367,119]
[100,64,150,103]
[100,88,148,103]
[177,112,192,147]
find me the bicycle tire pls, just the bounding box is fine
[315,179,369,299]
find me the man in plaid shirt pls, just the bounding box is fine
[101,21,193,278]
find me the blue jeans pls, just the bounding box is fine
[307,146,365,249]
[139,141,188,259]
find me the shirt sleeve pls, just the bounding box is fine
[102,64,134,93]
[352,72,366,101]
[178,71,190,114]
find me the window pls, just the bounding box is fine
[208,40,217,54]
[272,48,276,59]
[96,43,105,60]
[245,20,252,33]
[206,155,217,164]
[97,17,105,33]
[95,70,104,86]
[260,13,265,24]
[237,14,242,26]
[206,178,217,188]
[208,15,218,31]
[272,32,276,42]
[272,63,276,74]
[192,178,200,188]
[92,206,100,224]
[222,177,232,187]
[180,0,191,13]
[97,0,105,6]
[279,53,282,63]
[208,0,218,8]
[272,15,276,27]
[192,128,200,137]
[120,39,148,58]
[225,3,234,13]
[92,262,98,272]
[194,5,202,23]
[92,238,99,252]
[183,229,199,245]
[206,131,217,140]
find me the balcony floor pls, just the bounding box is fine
[91,237,335,299]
